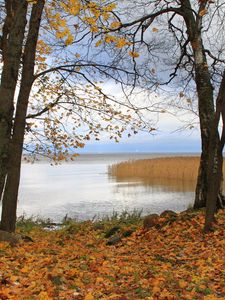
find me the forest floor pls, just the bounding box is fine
[0,209,225,300]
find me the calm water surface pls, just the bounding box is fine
[16,153,195,222]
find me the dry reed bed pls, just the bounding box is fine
[109,156,203,182]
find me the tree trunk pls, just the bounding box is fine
[204,139,223,231]
[204,69,225,231]
[181,0,224,209]
[194,65,225,210]
[0,1,28,201]
[0,0,45,232]
[194,153,208,209]
[193,64,218,209]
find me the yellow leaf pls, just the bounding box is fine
[96,277,104,283]
[199,9,207,17]
[199,284,207,289]
[37,291,52,300]
[110,21,121,29]
[55,31,64,39]
[83,16,96,26]
[160,288,172,298]
[65,34,74,45]
[89,6,101,18]
[102,12,110,21]
[179,280,188,289]
[103,3,117,12]
[152,286,161,294]
[20,266,29,273]
[90,26,99,33]
[84,293,94,300]
[152,27,159,32]
[128,51,140,58]
[95,40,102,47]
[203,296,220,300]
[105,35,116,43]
[116,37,128,48]
[58,19,66,27]
[10,275,18,282]
[69,2,81,16]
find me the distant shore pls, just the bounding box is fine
[22,152,200,163]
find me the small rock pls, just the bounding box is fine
[106,235,121,246]
[21,235,34,242]
[143,214,159,229]
[93,223,104,230]
[104,226,120,238]
[50,275,63,286]
[122,229,134,237]
[160,210,177,218]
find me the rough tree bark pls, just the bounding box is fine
[181,0,224,209]
[0,0,45,232]
[204,69,225,231]
[0,1,28,201]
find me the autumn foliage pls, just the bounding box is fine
[1,209,225,299]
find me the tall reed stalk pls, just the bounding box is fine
[109,156,225,192]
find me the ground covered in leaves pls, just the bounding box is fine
[1,209,225,300]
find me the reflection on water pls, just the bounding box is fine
[0,153,196,222]
[109,176,196,192]
[110,181,194,214]
[147,178,196,192]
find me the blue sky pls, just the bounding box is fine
[78,83,201,154]
[79,136,201,153]
[79,123,201,153]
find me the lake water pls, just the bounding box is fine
[16,153,195,222]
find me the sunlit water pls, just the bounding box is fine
[12,153,195,222]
